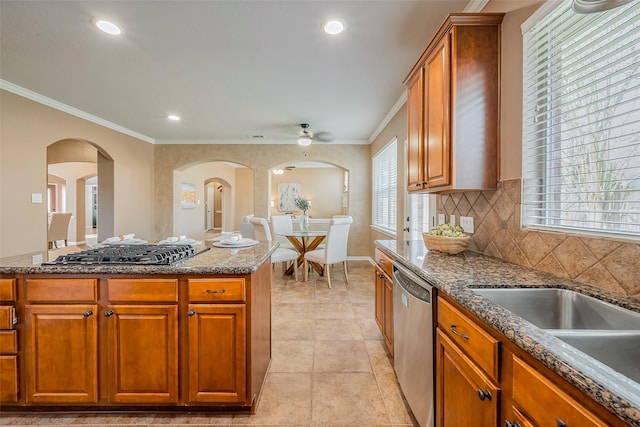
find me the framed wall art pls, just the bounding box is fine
[180,182,196,209]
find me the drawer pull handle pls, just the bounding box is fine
[378,274,385,279]
[83,309,93,318]
[187,310,196,317]
[450,324,469,340]
[556,419,566,427]
[104,310,114,317]
[206,289,226,294]
[477,389,492,401]
[505,422,521,427]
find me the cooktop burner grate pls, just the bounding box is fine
[45,244,208,265]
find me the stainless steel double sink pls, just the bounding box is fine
[472,288,640,383]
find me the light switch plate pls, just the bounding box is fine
[449,214,456,226]
[460,216,475,233]
[438,214,445,225]
[31,193,43,203]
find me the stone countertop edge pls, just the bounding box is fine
[375,239,640,426]
[0,242,279,275]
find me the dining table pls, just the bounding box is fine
[277,230,327,277]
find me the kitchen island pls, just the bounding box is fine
[0,242,277,413]
[376,239,640,426]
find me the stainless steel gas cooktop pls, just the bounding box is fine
[45,244,208,265]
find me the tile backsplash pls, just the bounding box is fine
[438,178,640,297]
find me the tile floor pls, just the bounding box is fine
[0,261,417,426]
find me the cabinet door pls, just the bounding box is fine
[407,68,424,191]
[383,275,394,356]
[424,34,451,188]
[24,304,98,403]
[374,266,385,333]
[188,304,246,403]
[0,355,18,402]
[436,329,499,427]
[106,305,179,403]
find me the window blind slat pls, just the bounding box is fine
[372,138,397,233]
[522,0,640,238]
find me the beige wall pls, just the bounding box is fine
[270,167,345,219]
[369,103,408,257]
[154,144,371,256]
[0,90,155,257]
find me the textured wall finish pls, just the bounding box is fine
[439,178,640,297]
[154,144,371,256]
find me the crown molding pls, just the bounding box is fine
[0,80,155,144]
[368,90,407,144]
[464,0,490,12]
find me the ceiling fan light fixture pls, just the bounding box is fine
[323,19,345,35]
[298,136,312,146]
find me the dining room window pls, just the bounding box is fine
[372,137,397,235]
[521,0,640,239]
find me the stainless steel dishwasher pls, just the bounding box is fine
[392,261,434,427]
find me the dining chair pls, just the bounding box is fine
[47,212,72,249]
[240,214,254,238]
[250,217,299,281]
[303,215,352,288]
[270,215,296,250]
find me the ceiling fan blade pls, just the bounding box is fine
[312,131,336,143]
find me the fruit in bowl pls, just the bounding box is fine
[422,224,470,255]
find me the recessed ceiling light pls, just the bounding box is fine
[167,114,181,121]
[323,20,345,35]
[91,18,122,36]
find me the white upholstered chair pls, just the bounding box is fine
[270,215,296,250]
[250,217,299,281]
[303,215,352,288]
[240,214,254,238]
[47,212,72,249]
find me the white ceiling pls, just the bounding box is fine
[0,0,472,145]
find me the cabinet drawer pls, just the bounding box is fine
[108,279,178,302]
[0,331,18,353]
[0,306,15,330]
[438,298,499,381]
[0,355,18,402]
[0,279,16,302]
[188,278,245,302]
[512,356,608,427]
[374,248,393,278]
[26,278,97,302]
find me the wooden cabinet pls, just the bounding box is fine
[510,356,609,427]
[24,278,98,403]
[0,278,18,403]
[106,279,179,403]
[374,249,393,356]
[436,329,499,427]
[436,296,500,427]
[437,294,624,427]
[187,304,246,403]
[404,14,503,193]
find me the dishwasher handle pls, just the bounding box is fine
[392,261,433,303]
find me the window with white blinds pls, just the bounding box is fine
[372,138,397,235]
[521,0,640,239]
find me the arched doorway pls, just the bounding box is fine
[47,139,114,246]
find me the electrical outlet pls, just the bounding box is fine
[449,214,456,226]
[460,216,474,233]
[438,214,445,225]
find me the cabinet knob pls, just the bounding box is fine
[450,324,470,340]
[83,309,93,317]
[206,289,226,294]
[187,310,196,316]
[477,389,492,401]
[378,274,385,279]
[556,419,566,427]
[104,310,114,317]
[505,421,521,427]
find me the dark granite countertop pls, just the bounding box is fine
[376,239,640,426]
[0,242,278,275]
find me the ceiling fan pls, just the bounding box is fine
[296,123,335,146]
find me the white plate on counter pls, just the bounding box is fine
[213,238,259,248]
[158,239,202,246]
[102,238,148,245]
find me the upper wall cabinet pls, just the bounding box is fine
[404,14,503,193]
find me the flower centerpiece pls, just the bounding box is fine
[422,223,470,255]
[295,197,311,231]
